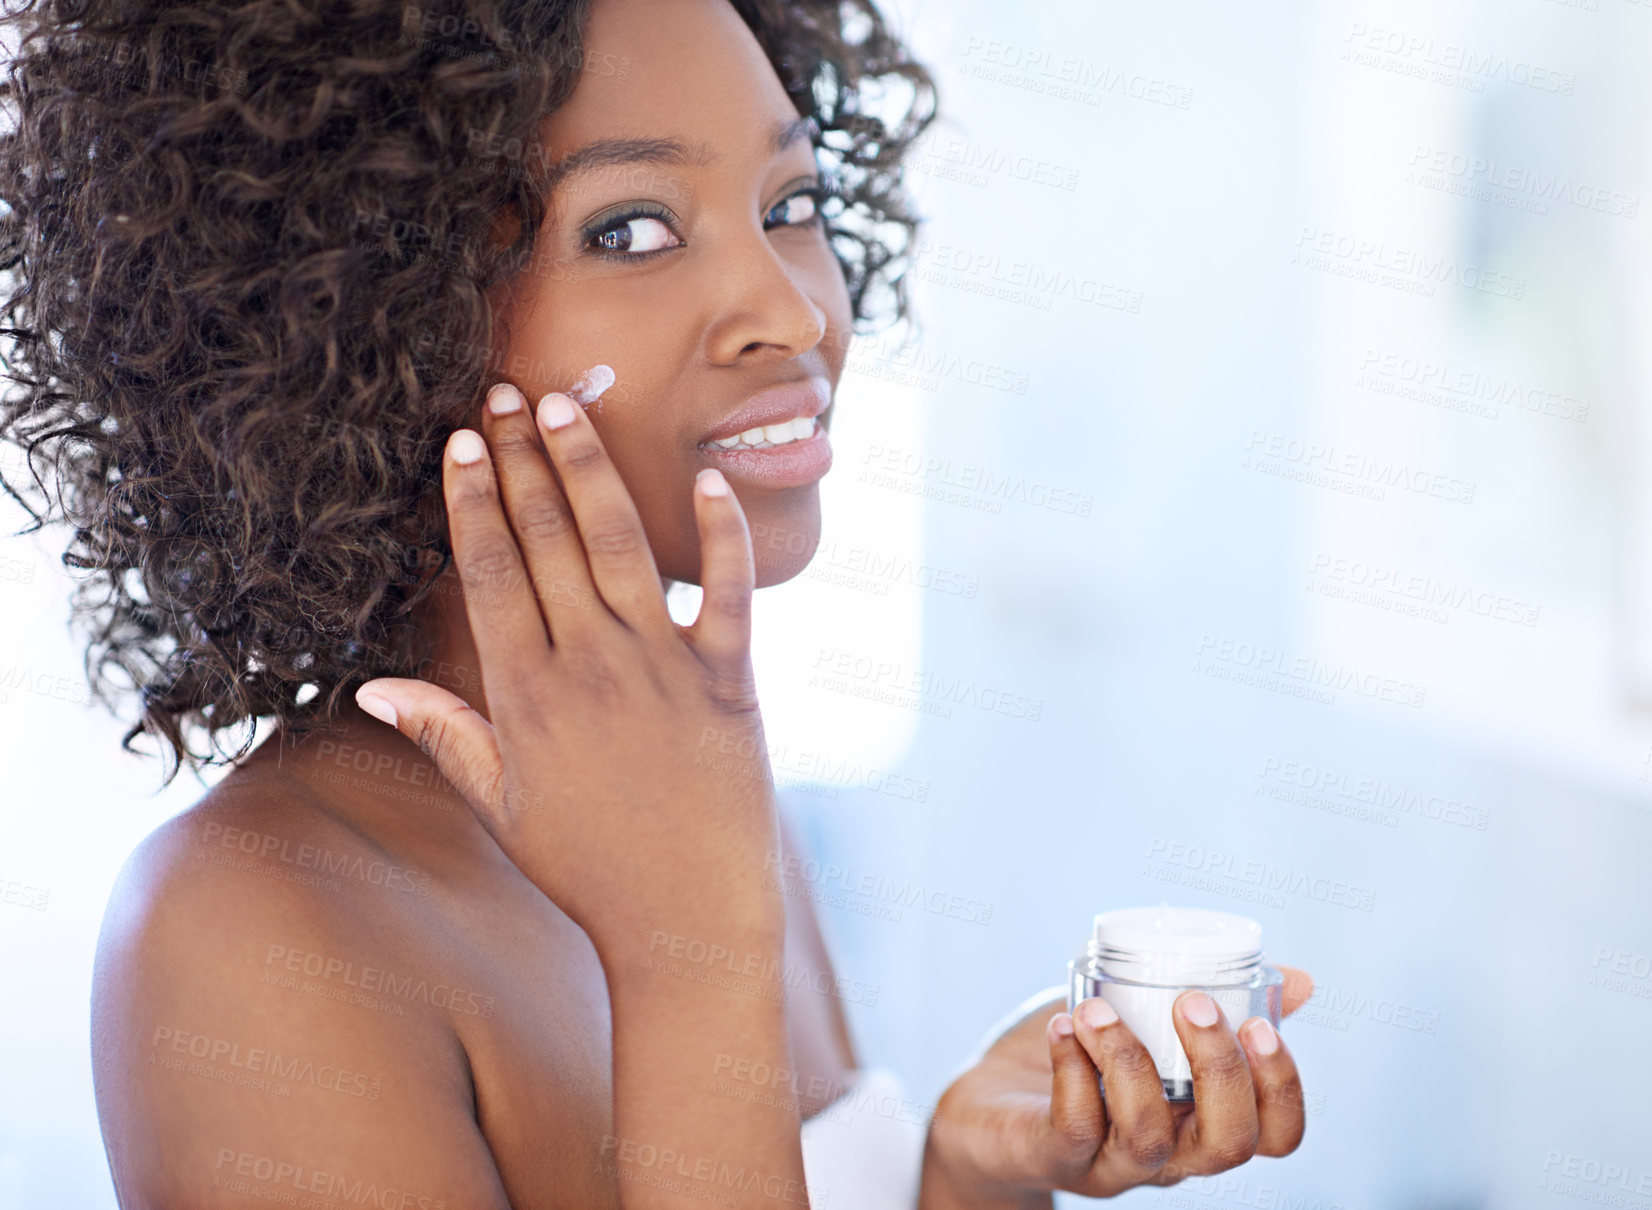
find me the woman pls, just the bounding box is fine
[0,0,1314,1204]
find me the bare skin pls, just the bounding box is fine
[90,1,1315,1206]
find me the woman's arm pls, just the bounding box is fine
[356,384,814,1208]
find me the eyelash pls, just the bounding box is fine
[581,182,836,262]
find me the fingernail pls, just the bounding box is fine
[449,430,487,465]
[487,383,523,415]
[1180,991,1219,1028]
[539,392,577,430]
[355,690,397,727]
[1243,1017,1280,1056]
[1077,997,1118,1030]
[697,468,730,498]
[1048,1013,1075,1042]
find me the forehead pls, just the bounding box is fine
[541,0,805,160]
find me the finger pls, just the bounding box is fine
[1238,1017,1306,1156]
[442,428,551,694]
[685,468,756,683]
[1161,991,1259,1179]
[1277,965,1314,1017]
[1068,998,1177,1193]
[1045,1012,1105,1164]
[535,391,670,631]
[479,383,601,640]
[353,679,516,831]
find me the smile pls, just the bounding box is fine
[706,416,818,450]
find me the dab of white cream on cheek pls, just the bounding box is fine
[567,364,616,412]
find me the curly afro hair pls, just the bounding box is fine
[0,0,937,786]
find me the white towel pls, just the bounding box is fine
[798,1067,928,1210]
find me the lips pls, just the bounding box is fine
[697,375,834,490]
[699,376,831,445]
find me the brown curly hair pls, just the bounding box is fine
[0,0,937,787]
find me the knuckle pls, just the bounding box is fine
[703,587,750,623]
[559,436,606,472]
[1100,1039,1161,1090]
[1118,1118,1176,1170]
[583,519,644,559]
[459,541,520,589]
[514,498,575,545]
[1200,1122,1260,1170]
[447,467,498,506]
[1192,1045,1253,1099]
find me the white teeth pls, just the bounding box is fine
[710,416,818,451]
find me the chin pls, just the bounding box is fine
[749,493,823,588]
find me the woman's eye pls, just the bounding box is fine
[765,191,820,228]
[590,216,681,255]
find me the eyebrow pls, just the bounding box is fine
[543,115,819,196]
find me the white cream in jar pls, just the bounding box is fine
[1067,905,1284,1101]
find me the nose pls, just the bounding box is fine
[701,225,830,366]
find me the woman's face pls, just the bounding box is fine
[484,0,854,588]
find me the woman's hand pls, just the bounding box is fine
[919,968,1315,1210]
[353,380,779,955]
[350,378,813,1206]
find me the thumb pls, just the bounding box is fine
[354,679,507,826]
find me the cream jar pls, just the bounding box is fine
[1067,905,1284,1101]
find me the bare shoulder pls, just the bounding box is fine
[91,775,510,1209]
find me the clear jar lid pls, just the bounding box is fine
[1084,905,1265,986]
